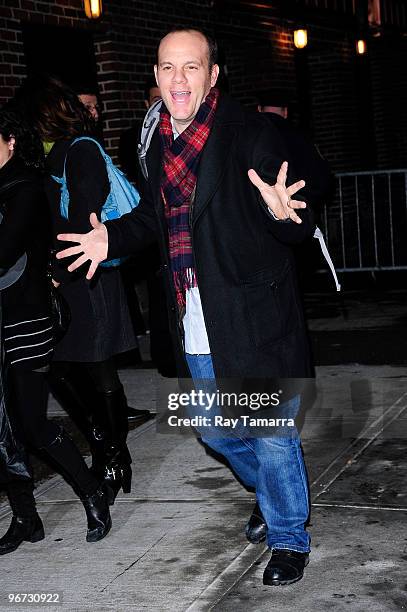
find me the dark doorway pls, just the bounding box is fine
[21,23,98,89]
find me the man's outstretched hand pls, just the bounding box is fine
[248,161,306,224]
[56,212,108,280]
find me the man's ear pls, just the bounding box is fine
[8,136,15,151]
[210,64,220,88]
[154,65,159,87]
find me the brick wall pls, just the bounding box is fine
[0,0,212,158]
[0,0,405,172]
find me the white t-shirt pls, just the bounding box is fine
[183,286,211,354]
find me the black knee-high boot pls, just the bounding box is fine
[94,386,132,505]
[48,371,106,476]
[41,428,111,542]
[0,480,44,555]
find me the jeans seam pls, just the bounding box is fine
[295,443,310,510]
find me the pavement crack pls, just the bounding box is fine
[99,533,167,592]
[313,502,407,512]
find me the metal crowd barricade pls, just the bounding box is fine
[319,169,407,273]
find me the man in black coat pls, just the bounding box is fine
[57,28,315,587]
[257,89,333,287]
[257,88,331,214]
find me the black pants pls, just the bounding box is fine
[8,367,60,449]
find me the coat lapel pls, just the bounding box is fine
[192,120,236,226]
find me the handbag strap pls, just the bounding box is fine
[63,137,110,179]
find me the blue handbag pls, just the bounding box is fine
[52,136,140,267]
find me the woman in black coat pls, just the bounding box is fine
[21,76,139,502]
[0,108,111,554]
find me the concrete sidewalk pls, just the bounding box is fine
[0,362,406,611]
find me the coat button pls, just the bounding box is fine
[270,281,278,289]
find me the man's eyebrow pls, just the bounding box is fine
[159,59,202,66]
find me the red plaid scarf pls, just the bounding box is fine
[160,87,219,310]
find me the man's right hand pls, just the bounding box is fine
[56,212,108,280]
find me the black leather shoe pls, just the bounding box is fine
[81,485,112,543]
[0,515,44,555]
[245,502,267,544]
[127,406,151,421]
[263,550,309,586]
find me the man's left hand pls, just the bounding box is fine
[248,161,306,224]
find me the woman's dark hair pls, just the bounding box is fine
[13,74,94,142]
[0,107,44,168]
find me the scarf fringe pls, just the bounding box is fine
[173,268,197,308]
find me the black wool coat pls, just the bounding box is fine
[107,94,315,378]
[44,138,136,362]
[0,157,51,324]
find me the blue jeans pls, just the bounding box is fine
[185,353,310,553]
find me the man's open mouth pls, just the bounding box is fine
[171,91,191,101]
